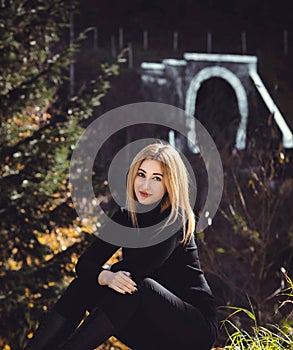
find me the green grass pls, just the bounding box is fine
[221,274,293,349]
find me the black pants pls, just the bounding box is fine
[53,277,217,350]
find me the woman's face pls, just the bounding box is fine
[134,159,166,205]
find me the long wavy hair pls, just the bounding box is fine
[126,141,195,244]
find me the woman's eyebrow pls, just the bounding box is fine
[138,168,163,177]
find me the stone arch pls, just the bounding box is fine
[185,66,248,153]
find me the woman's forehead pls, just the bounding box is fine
[139,158,163,172]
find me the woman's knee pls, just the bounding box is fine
[57,278,84,302]
[139,278,175,300]
[54,277,106,315]
[53,278,88,319]
[139,277,157,291]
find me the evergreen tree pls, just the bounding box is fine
[0,1,118,348]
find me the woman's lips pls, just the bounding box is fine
[139,191,150,198]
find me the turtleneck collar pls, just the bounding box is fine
[134,197,170,228]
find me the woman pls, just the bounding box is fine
[24,142,218,350]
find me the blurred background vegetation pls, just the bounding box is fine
[0,1,119,348]
[1,0,292,349]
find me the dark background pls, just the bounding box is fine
[72,0,293,130]
[75,0,293,50]
[76,0,293,33]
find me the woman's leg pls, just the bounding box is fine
[58,277,217,350]
[23,277,108,350]
[114,307,185,350]
[57,289,140,350]
[23,309,74,350]
[137,278,217,348]
[115,278,217,350]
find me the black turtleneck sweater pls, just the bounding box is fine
[75,203,213,309]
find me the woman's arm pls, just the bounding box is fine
[75,236,118,286]
[76,237,137,294]
[75,208,125,286]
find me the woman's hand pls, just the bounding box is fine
[98,270,137,294]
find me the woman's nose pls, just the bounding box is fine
[142,178,150,190]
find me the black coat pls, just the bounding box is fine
[75,203,213,310]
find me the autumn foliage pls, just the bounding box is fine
[0,1,118,348]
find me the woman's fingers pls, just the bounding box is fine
[108,271,137,294]
[115,281,135,294]
[120,271,137,287]
[115,274,137,293]
[109,281,134,294]
[111,285,127,294]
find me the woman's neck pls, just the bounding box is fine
[135,199,170,228]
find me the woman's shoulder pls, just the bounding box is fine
[110,206,131,226]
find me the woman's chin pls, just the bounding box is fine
[137,198,151,205]
[136,196,162,206]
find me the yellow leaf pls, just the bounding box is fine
[37,236,46,244]
[82,226,93,234]
[26,256,32,266]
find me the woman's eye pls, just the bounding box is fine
[153,176,161,182]
[137,172,145,177]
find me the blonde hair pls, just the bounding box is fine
[126,141,195,244]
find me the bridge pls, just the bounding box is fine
[140,53,293,153]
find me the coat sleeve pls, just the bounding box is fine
[75,209,124,286]
[75,236,119,286]
[110,228,183,283]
